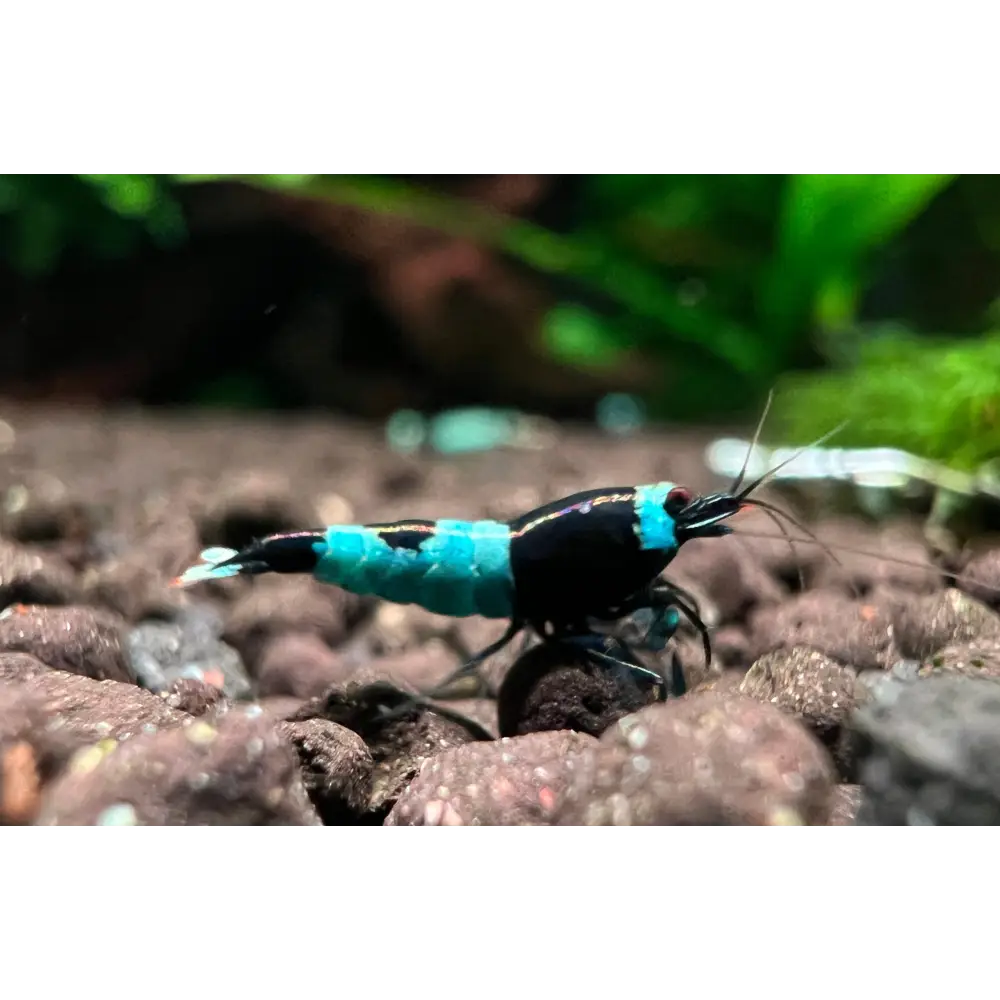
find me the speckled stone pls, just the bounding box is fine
[386,730,597,826]
[741,647,859,734]
[0,604,134,683]
[891,589,1000,660]
[748,591,897,671]
[37,706,321,825]
[279,718,373,823]
[554,692,837,826]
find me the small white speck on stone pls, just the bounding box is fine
[185,721,217,745]
[440,802,464,825]
[188,772,211,790]
[465,784,479,797]
[244,704,264,719]
[626,727,649,751]
[783,771,805,793]
[632,755,651,773]
[609,793,632,826]
[501,753,514,764]
[423,800,444,825]
[95,721,112,734]
[96,803,139,826]
[437,785,451,799]
[767,807,804,826]
[247,737,265,760]
[142,723,158,734]
[533,766,550,781]
[906,805,936,826]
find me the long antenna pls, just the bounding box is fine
[730,389,774,496]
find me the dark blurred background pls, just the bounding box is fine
[1,174,998,466]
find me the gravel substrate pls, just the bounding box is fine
[3,403,1000,825]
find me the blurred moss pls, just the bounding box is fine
[0,174,184,276]
[772,327,1000,471]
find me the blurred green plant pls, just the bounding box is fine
[0,174,185,275]
[771,325,1000,472]
[225,173,955,420]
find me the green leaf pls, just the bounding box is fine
[759,174,955,348]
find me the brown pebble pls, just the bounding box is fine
[223,577,368,673]
[257,633,355,699]
[955,547,1000,610]
[554,692,837,826]
[37,708,321,826]
[81,560,183,622]
[0,604,134,683]
[919,636,1000,680]
[0,670,193,806]
[0,540,80,608]
[740,647,859,735]
[891,588,1000,660]
[748,591,896,671]
[279,718,373,823]
[668,536,785,621]
[160,677,230,717]
[741,647,864,780]
[387,730,598,826]
[0,741,41,824]
[291,676,485,817]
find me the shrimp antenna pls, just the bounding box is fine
[730,389,774,496]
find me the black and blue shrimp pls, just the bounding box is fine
[174,480,746,696]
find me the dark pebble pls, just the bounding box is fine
[290,676,486,817]
[160,677,230,718]
[495,639,664,739]
[196,471,320,553]
[278,718,373,824]
[851,674,1000,824]
[0,540,80,608]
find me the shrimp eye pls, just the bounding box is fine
[664,485,694,514]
